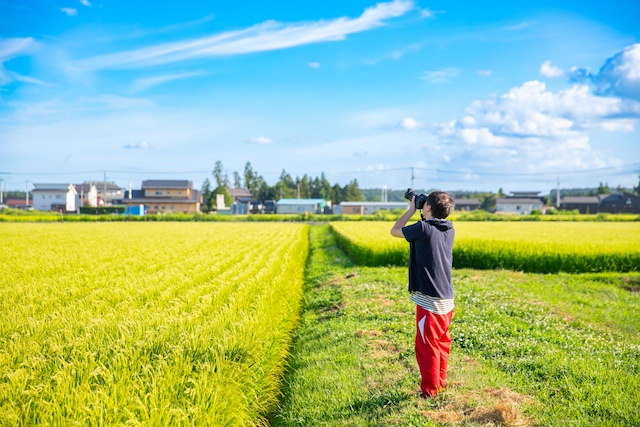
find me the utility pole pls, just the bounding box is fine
[129,183,132,200]
[297,183,300,199]
[556,178,560,208]
[25,180,29,206]
[0,177,3,204]
[103,171,107,206]
[411,167,415,189]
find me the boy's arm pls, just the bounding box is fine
[390,197,417,238]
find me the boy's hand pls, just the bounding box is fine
[390,196,417,238]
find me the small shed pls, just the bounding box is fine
[276,199,326,214]
[455,199,481,211]
[559,196,599,214]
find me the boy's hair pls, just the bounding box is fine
[427,191,455,219]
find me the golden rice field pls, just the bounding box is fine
[330,221,640,272]
[0,222,308,426]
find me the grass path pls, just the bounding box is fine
[272,225,640,426]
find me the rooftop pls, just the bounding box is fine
[277,198,326,205]
[142,180,192,189]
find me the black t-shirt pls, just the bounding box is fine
[402,218,455,299]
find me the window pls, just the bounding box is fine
[146,191,150,196]
[516,205,520,210]
[178,191,182,195]
[170,206,174,210]
[155,191,162,195]
[161,205,165,209]
[154,206,158,209]
[166,191,171,195]
[56,195,62,199]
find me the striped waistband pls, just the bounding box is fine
[410,291,454,315]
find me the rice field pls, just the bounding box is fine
[0,222,308,426]
[330,221,640,273]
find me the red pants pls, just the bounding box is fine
[415,305,453,396]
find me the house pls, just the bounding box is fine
[91,181,125,205]
[74,183,98,207]
[227,188,253,214]
[335,201,408,215]
[598,193,640,214]
[124,180,202,214]
[496,191,544,215]
[2,199,33,210]
[455,199,481,211]
[559,196,599,214]
[31,184,79,212]
[276,199,327,214]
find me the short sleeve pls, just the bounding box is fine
[402,221,423,242]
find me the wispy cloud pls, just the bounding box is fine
[399,117,422,130]
[0,37,38,86]
[69,0,414,71]
[248,136,273,144]
[123,141,151,149]
[420,68,460,83]
[365,42,422,65]
[131,71,206,92]
[60,8,78,16]
[478,70,492,77]
[80,0,92,6]
[308,62,320,68]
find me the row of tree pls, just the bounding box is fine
[201,161,363,212]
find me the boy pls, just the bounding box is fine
[390,191,456,398]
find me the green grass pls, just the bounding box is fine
[273,225,640,426]
[330,221,640,273]
[0,222,308,426]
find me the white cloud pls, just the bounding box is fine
[249,136,273,144]
[308,62,320,68]
[80,0,92,6]
[420,68,460,84]
[478,70,492,77]
[437,80,639,171]
[0,37,38,86]
[594,43,640,100]
[61,8,78,16]
[400,117,421,130]
[540,60,564,78]
[131,71,205,92]
[70,0,414,71]
[123,141,151,149]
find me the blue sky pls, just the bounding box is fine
[1,0,639,193]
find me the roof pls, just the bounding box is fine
[510,191,540,197]
[74,183,97,193]
[4,199,32,206]
[142,180,192,189]
[339,201,409,207]
[560,196,599,204]
[277,198,326,205]
[32,183,73,191]
[456,199,481,205]
[227,188,253,198]
[87,181,122,191]
[497,198,544,204]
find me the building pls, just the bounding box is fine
[124,180,202,214]
[227,188,253,214]
[455,199,481,211]
[74,183,98,207]
[2,199,33,210]
[598,193,640,214]
[87,181,125,205]
[335,201,409,215]
[276,198,327,214]
[559,196,599,214]
[496,191,544,215]
[31,184,80,212]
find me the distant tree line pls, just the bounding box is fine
[201,161,363,212]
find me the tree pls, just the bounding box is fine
[233,172,242,188]
[597,182,610,194]
[213,161,224,187]
[635,176,640,196]
[201,178,213,212]
[244,162,256,191]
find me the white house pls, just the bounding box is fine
[276,199,327,214]
[496,191,544,215]
[74,183,98,207]
[32,184,79,212]
[335,201,409,215]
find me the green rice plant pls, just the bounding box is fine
[330,221,640,273]
[0,222,308,426]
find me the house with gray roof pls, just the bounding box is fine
[124,180,202,214]
[496,191,544,215]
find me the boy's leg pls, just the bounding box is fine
[437,310,454,389]
[415,306,454,396]
[415,305,441,397]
